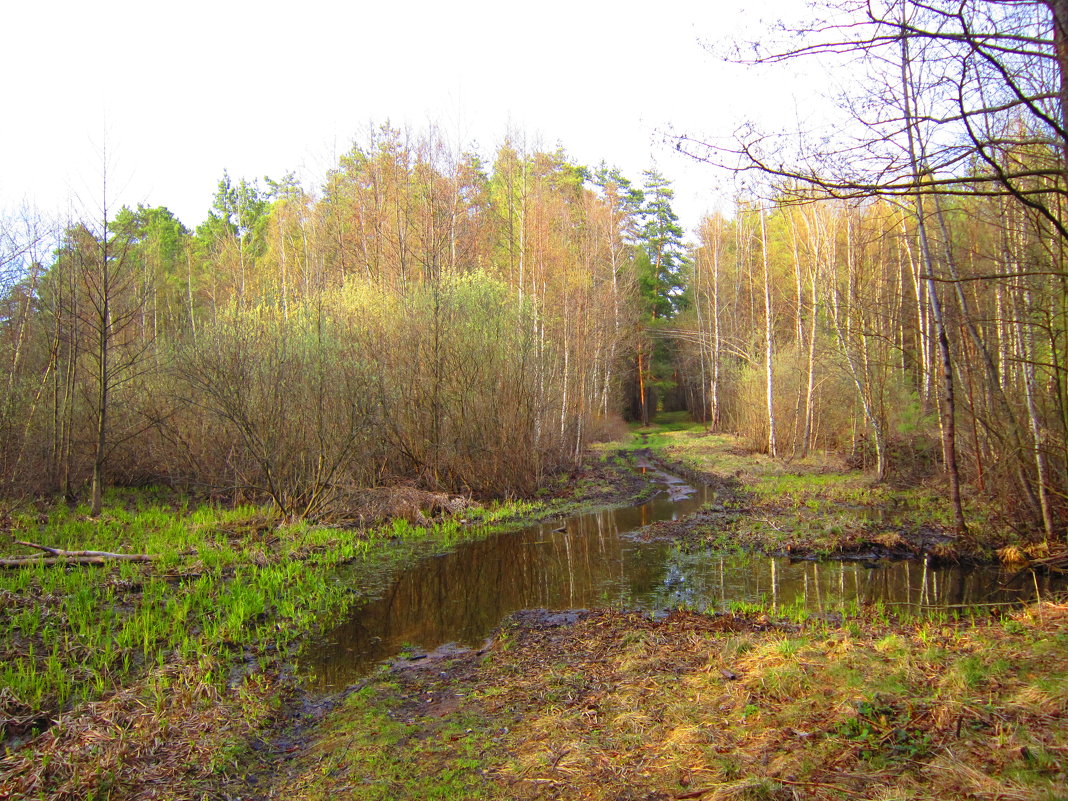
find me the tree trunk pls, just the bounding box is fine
[761,208,778,458]
[711,219,722,429]
[90,195,111,518]
[900,19,966,534]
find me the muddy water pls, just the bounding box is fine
[301,461,1062,690]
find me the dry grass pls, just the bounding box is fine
[274,603,1068,800]
[347,486,470,526]
[0,656,276,800]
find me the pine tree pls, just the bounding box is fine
[639,168,687,320]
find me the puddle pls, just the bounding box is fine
[300,466,1063,689]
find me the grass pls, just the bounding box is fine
[273,602,1068,800]
[0,476,647,735]
[0,496,367,739]
[1,655,278,800]
[276,680,495,800]
[623,414,1011,560]
[0,451,655,798]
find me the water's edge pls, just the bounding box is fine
[300,461,1058,690]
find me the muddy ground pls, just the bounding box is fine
[628,449,961,565]
[237,602,1068,800]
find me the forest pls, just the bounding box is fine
[2,82,1067,541]
[0,135,677,515]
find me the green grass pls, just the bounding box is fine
[624,413,1007,558]
[0,502,353,730]
[278,680,494,800]
[4,474,658,798]
[0,486,566,739]
[0,450,655,751]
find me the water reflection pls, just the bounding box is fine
[651,549,1056,615]
[301,469,1062,690]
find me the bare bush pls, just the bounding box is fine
[177,301,377,520]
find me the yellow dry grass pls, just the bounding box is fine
[456,605,1067,800]
[39,601,1062,799]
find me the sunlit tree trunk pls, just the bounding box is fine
[710,218,722,429]
[761,208,778,457]
[933,194,1045,521]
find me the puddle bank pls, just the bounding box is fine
[301,461,1064,689]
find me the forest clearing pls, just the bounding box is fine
[4,1,1068,798]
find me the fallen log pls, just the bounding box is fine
[0,540,159,568]
[0,555,153,567]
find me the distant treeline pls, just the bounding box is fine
[1,117,1065,538]
[0,127,679,518]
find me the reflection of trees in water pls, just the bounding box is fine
[306,481,1064,689]
[307,503,683,687]
[653,550,1057,616]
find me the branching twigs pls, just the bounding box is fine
[1029,548,1068,572]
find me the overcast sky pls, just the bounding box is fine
[2,0,817,235]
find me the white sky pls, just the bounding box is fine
[2,0,818,236]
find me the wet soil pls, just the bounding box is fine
[544,450,658,508]
[244,602,1068,800]
[635,449,970,564]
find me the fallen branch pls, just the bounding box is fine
[0,540,159,568]
[15,540,158,560]
[1030,549,1068,573]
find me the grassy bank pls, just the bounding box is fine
[0,452,650,798]
[617,413,1037,562]
[0,496,453,798]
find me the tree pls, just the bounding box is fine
[639,169,687,318]
[680,2,1068,228]
[590,165,643,417]
[112,205,189,341]
[196,172,269,309]
[80,174,151,515]
[673,0,1068,536]
[264,173,313,313]
[626,170,687,426]
[0,205,54,493]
